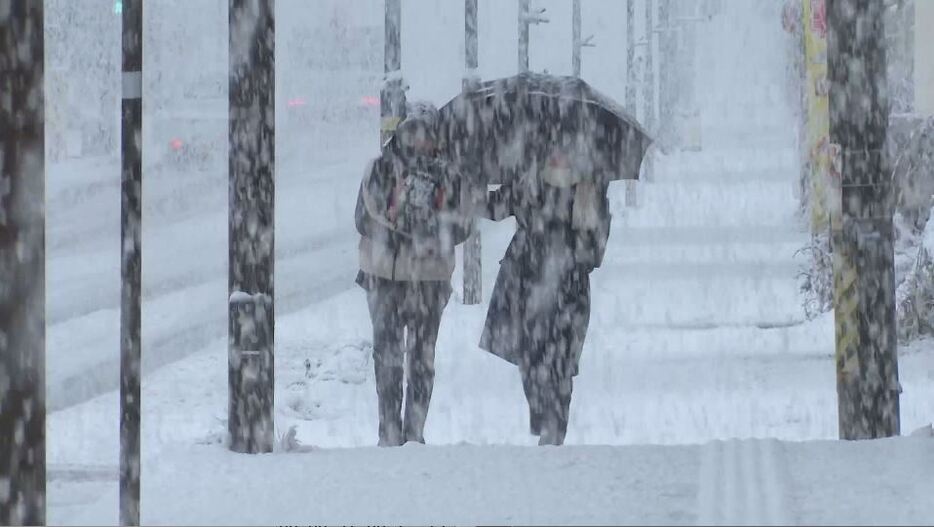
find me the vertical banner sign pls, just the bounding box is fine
[802,0,834,232]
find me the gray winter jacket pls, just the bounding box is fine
[355,155,472,282]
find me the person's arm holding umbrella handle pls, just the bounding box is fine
[572,181,612,271]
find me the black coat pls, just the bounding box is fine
[478,177,611,377]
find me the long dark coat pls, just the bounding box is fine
[478,176,611,377]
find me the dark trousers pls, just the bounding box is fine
[518,272,586,446]
[363,275,450,447]
[520,357,573,446]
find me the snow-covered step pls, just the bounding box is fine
[619,184,799,229]
[652,147,797,177]
[608,242,802,266]
[648,169,795,185]
[592,262,803,327]
[618,225,804,246]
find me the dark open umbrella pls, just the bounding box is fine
[395,72,654,186]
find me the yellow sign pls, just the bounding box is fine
[380,116,402,132]
[802,0,835,232]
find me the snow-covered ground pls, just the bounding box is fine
[45,143,934,524]
[42,0,934,524]
[47,436,934,526]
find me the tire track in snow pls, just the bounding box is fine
[697,439,793,525]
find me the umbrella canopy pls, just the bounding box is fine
[387,73,654,186]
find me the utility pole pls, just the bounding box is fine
[120,0,142,523]
[519,0,530,73]
[828,0,900,440]
[381,0,405,146]
[0,2,46,525]
[677,2,703,151]
[573,0,581,76]
[642,0,656,181]
[229,0,276,454]
[625,0,638,207]
[519,0,548,73]
[626,0,637,112]
[657,0,675,149]
[463,0,482,305]
[572,0,595,78]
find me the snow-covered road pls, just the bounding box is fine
[46,144,374,411]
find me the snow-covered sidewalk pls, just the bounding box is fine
[47,146,934,525]
[50,436,934,525]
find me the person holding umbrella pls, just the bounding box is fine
[354,101,472,446]
[479,133,613,446]
[396,73,650,445]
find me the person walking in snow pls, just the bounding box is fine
[479,141,612,446]
[355,102,472,447]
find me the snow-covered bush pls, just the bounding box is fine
[798,231,834,320]
[896,210,934,343]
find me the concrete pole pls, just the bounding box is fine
[228,0,276,454]
[828,0,900,440]
[0,2,46,524]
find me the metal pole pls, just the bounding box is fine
[828,0,900,440]
[642,0,655,182]
[680,3,701,151]
[381,0,405,146]
[668,0,683,148]
[120,0,143,522]
[229,0,276,454]
[573,0,582,77]
[626,0,636,113]
[0,2,46,524]
[657,0,674,149]
[625,0,638,207]
[466,0,479,79]
[519,0,530,73]
[463,0,482,305]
